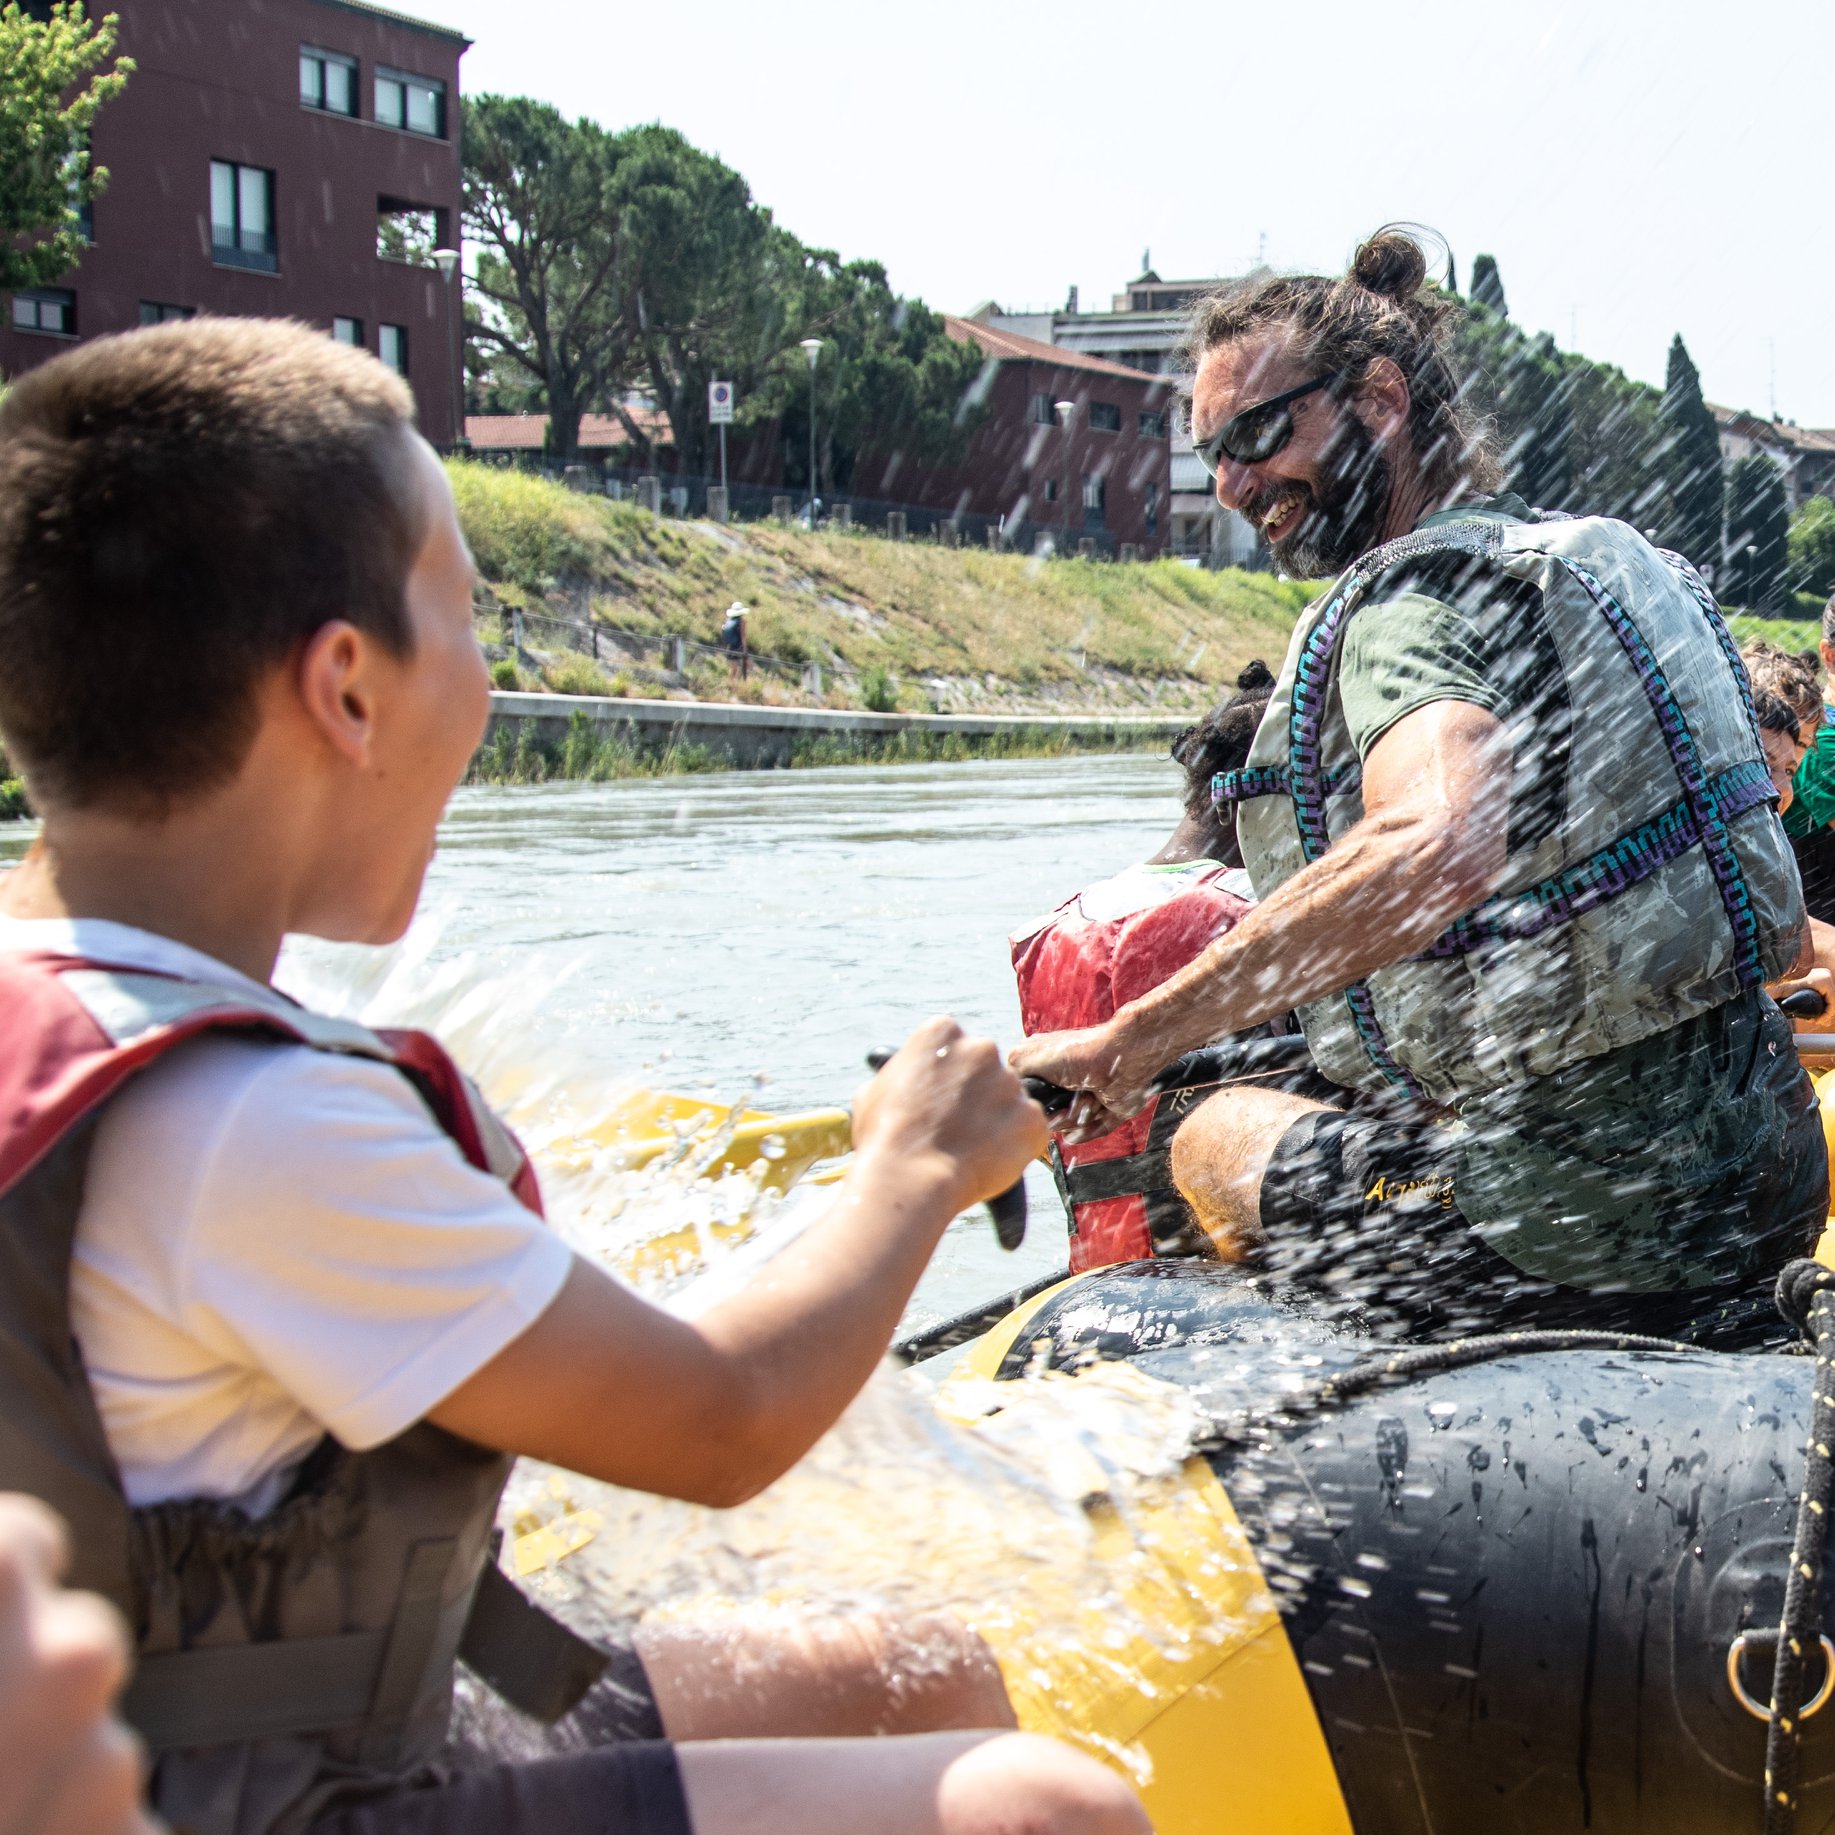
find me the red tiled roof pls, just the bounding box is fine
[465,408,673,450]
[1709,404,1835,454]
[943,315,1160,383]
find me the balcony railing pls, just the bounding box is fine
[211,226,277,273]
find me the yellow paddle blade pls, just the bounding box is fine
[537,1089,854,1288]
[545,1089,852,1193]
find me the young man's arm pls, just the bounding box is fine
[1008,698,1513,1119]
[428,1019,1045,1506]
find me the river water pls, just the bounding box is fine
[298,753,1186,1326]
[0,752,1181,1318]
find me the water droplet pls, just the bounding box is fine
[759,1133,788,1161]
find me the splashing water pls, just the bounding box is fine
[278,918,1273,1776]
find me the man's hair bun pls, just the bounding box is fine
[1350,228,1430,302]
[1235,659,1275,692]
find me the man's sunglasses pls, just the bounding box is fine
[1193,371,1340,477]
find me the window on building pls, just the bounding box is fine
[332,316,364,345]
[210,160,277,271]
[138,301,195,324]
[374,67,446,138]
[379,323,408,375]
[1089,401,1121,433]
[1029,392,1054,426]
[376,201,439,265]
[1082,474,1106,524]
[300,47,357,114]
[1138,410,1167,439]
[1043,478,1059,502]
[11,288,75,335]
[1145,481,1159,538]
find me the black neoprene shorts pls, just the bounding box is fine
[314,1743,691,1835]
[319,1643,690,1835]
[1254,1101,1821,1351]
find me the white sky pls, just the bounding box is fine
[413,0,1835,425]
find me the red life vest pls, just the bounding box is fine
[0,949,608,1835]
[0,948,544,1217]
[1010,861,1253,1270]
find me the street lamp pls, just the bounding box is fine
[799,337,823,524]
[1054,399,1076,553]
[431,246,462,452]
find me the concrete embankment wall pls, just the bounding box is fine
[486,691,1189,769]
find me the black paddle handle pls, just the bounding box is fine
[864,1049,1026,1250]
[1017,1031,1320,1118]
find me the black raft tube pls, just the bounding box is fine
[996,1259,1835,1835]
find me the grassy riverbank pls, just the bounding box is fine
[468,708,1175,784]
[449,461,1311,710]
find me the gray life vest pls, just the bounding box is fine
[0,954,608,1835]
[1219,507,1805,1105]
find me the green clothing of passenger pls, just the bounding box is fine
[1326,499,1798,1291]
[1784,703,1835,837]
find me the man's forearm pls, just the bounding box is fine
[1121,806,1495,1063]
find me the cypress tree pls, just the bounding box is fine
[1469,253,1507,318]
[1658,335,1723,573]
[1724,453,1790,611]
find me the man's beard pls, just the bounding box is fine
[1245,416,1393,578]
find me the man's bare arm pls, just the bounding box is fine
[1009,700,1513,1115]
[428,1019,1047,1507]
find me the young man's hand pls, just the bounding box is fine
[853,1018,1047,1216]
[0,1495,157,1835]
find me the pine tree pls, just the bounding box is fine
[1469,253,1507,318]
[1658,335,1723,573]
[1724,454,1791,611]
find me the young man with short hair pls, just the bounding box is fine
[0,319,1146,1835]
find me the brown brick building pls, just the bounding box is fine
[2,0,468,446]
[835,317,1173,555]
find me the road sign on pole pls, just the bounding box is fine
[709,380,734,494]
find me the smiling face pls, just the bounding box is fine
[1191,330,1398,577]
[1760,723,1807,815]
[291,435,492,946]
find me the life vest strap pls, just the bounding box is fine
[121,1556,608,1750]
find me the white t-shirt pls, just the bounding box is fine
[0,917,575,1517]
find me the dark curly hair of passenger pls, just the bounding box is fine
[1171,660,1276,819]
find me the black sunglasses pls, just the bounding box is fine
[1193,371,1340,477]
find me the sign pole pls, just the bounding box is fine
[719,421,728,494]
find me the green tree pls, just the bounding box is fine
[1468,252,1507,318]
[613,126,810,475]
[1789,496,1835,601]
[772,258,987,495]
[461,95,640,462]
[1656,334,1722,571]
[0,2,131,289]
[1454,310,1571,507]
[1724,453,1790,610]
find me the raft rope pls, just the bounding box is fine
[1187,1323,1695,1458]
[1766,1258,1835,1835]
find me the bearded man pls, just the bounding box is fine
[1012,229,1827,1346]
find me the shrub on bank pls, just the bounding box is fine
[0,741,28,821]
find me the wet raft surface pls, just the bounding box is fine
[1002,1263,1835,1834]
